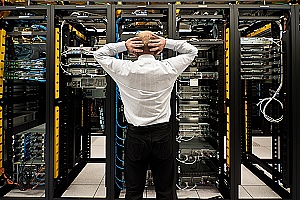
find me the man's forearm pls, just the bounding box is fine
[164,39,197,56]
[161,39,198,74]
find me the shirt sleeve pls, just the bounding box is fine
[93,41,130,78]
[162,39,198,75]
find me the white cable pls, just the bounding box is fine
[176,135,182,143]
[60,63,72,75]
[60,20,66,56]
[59,13,107,80]
[176,184,189,190]
[176,183,197,191]
[256,35,284,123]
[176,155,197,165]
[176,155,188,163]
[178,135,195,142]
[86,73,106,77]
[188,184,197,191]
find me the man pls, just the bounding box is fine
[94,31,197,200]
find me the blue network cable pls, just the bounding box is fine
[116,154,124,163]
[115,175,125,183]
[114,17,126,190]
[115,141,124,148]
[31,24,47,31]
[115,132,125,141]
[115,180,125,190]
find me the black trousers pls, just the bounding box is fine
[124,122,178,200]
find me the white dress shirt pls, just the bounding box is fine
[94,39,198,126]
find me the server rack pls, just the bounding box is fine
[236,4,293,199]
[0,5,49,199]
[51,4,114,200]
[171,3,231,199]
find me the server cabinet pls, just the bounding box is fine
[0,6,49,199]
[172,3,231,199]
[51,5,113,199]
[236,4,293,199]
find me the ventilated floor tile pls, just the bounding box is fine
[4,189,45,197]
[94,184,106,198]
[91,145,106,158]
[177,189,199,198]
[252,146,272,159]
[253,137,272,147]
[144,188,156,198]
[197,187,222,199]
[62,184,98,197]
[72,163,105,185]
[92,136,106,146]
[239,185,253,199]
[243,186,281,199]
[241,165,265,186]
[116,188,201,199]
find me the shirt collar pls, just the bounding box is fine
[138,54,155,60]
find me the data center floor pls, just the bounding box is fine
[4,136,281,199]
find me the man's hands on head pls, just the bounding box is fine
[125,33,166,56]
[148,33,166,55]
[125,37,144,57]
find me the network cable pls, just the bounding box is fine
[31,24,47,31]
[256,25,284,123]
[114,17,126,191]
[176,183,197,191]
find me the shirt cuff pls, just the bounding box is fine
[165,39,177,50]
[115,41,127,53]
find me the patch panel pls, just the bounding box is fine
[4,59,46,82]
[179,149,218,159]
[179,103,210,119]
[179,86,210,92]
[241,74,281,80]
[12,124,45,164]
[179,122,210,132]
[179,103,210,111]
[63,46,102,54]
[178,131,209,138]
[241,67,277,73]
[240,37,273,45]
[70,77,107,88]
[179,112,209,119]
[62,45,108,92]
[240,37,281,81]
[179,72,219,80]
[67,68,104,76]
[67,57,98,64]
[179,176,218,185]
[178,91,210,100]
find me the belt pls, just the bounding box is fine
[128,121,170,130]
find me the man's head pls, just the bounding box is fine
[135,31,157,56]
[125,31,166,57]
